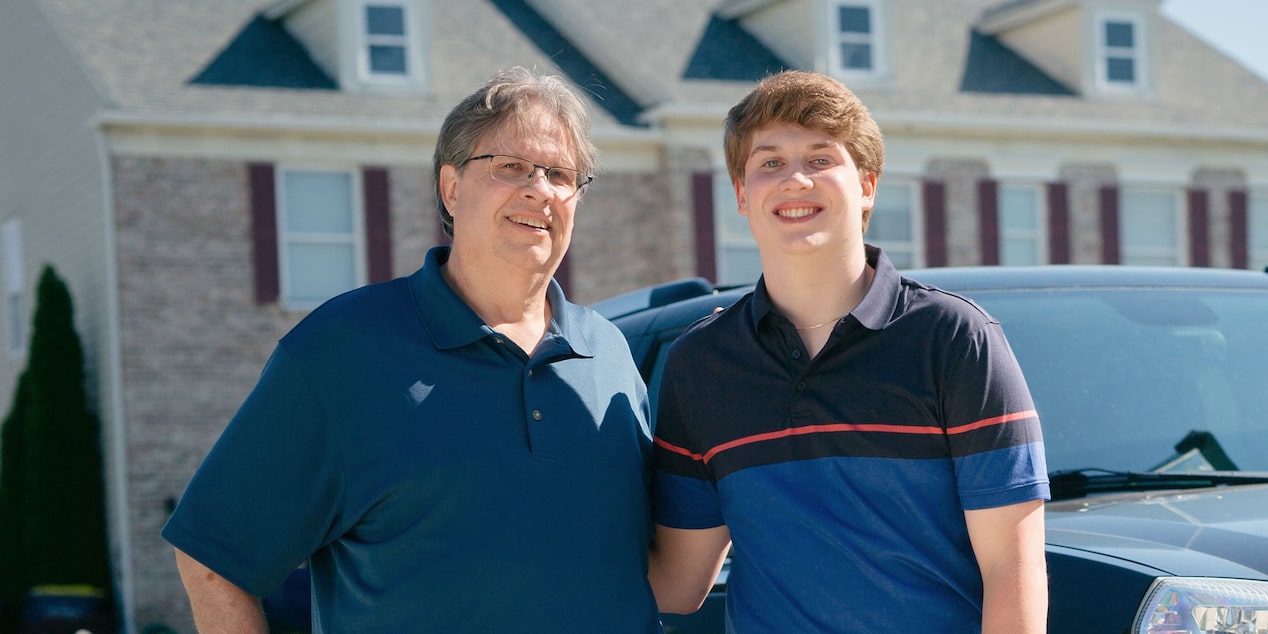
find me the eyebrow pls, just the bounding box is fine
[748,141,838,158]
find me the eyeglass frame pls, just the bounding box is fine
[462,154,594,193]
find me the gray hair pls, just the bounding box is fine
[433,66,597,238]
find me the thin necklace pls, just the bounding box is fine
[794,314,845,331]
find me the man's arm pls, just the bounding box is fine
[173,547,268,634]
[647,524,731,614]
[964,499,1047,634]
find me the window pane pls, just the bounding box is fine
[1106,57,1135,83]
[840,43,873,70]
[366,5,405,36]
[1122,191,1176,249]
[870,185,913,241]
[1003,239,1039,266]
[284,172,353,233]
[287,243,357,304]
[1001,188,1039,230]
[1251,193,1268,251]
[1105,21,1134,48]
[838,6,871,34]
[885,249,914,269]
[369,45,407,74]
[720,246,762,285]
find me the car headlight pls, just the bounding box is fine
[1134,577,1268,633]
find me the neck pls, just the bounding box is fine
[763,250,872,330]
[442,250,554,353]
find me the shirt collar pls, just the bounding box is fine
[410,246,592,358]
[750,244,900,332]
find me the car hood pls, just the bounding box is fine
[1045,482,1268,579]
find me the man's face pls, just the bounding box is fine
[734,122,876,258]
[439,112,583,277]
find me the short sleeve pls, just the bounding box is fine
[161,343,346,597]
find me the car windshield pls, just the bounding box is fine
[968,287,1268,475]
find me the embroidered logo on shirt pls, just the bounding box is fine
[406,380,434,406]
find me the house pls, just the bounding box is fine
[1,0,1266,630]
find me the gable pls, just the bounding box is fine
[683,15,792,81]
[960,30,1074,96]
[190,14,337,89]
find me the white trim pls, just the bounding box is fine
[1093,10,1150,96]
[353,0,428,90]
[94,126,136,634]
[824,0,888,81]
[3,218,26,358]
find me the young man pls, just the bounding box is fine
[648,71,1049,633]
[163,67,662,632]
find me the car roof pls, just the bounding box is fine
[595,265,1268,324]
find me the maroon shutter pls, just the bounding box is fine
[1230,190,1250,269]
[1187,189,1210,267]
[923,181,947,267]
[1099,185,1120,264]
[1046,183,1070,264]
[249,163,279,304]
[692,172,718,282]
[363,167,393,283]
[978,179,999,265]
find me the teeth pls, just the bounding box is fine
[512,216,548,229]
[778,207,817,218]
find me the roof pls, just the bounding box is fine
[30,0,1268,135]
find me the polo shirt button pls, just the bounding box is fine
[494,337,505,345]
[528,369,534,378]
[797,381,807,391]
[791,349,802,360]
[532,409,543,421]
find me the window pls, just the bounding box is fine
[869,181,921,268]
[3,219,25,357]
[278,169,364,308]
[1097,13,1145,91]
[1251,191,1268,272]
[359,1,411,79]
[828,0,884,78]
[715,173,761,284]
[1120,188,1183,266]
[999,184,1046,265]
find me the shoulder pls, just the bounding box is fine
[896,275,999,332]
[281,277,415,357]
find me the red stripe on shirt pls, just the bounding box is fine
[655,409,1038,465]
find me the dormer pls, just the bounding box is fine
[717,0,895,88]
[977,0,1156,100]
[261,0,433,94]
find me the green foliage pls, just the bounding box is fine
[0,265,113,623]
[0,371,30,629]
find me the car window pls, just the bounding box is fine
[970,288,1268,474]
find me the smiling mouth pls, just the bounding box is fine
[776,207,819,219]
[510,216,548,230]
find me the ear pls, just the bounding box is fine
[439,164,461,213]
[733,177,749,217]
[860,170,877,210]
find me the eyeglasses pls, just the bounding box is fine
[464,154,593,195]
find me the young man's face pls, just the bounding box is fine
[734,122,876,259]
[439,111,583,277]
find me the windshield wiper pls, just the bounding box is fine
[1048,468,1268,501]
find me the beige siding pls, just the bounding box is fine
[1000,6,1083,92]
[285,0,341,81]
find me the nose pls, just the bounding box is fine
[780,166,814,189]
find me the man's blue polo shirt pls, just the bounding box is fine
[164,246,661,633]
[653,246,1048,633]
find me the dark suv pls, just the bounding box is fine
[595,265,1268,634]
